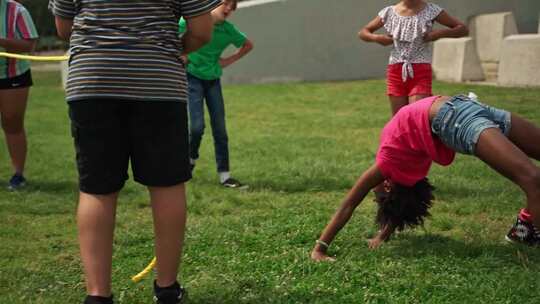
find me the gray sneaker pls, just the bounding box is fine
[505,216,540,246]
[221,177,248,189]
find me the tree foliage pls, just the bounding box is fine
[21,0,252,44]
[20,0,57,37]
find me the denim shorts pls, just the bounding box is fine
[431,95,511,155]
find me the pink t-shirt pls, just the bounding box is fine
[376,96,455,186]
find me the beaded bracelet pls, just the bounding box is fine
[315,239,329,249]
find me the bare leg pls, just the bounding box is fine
[475,128,540,228]
[0,87,29,174]
[508,113,540,161]
[150,183,187,287]
[77,192,119,297]
[389,96,408,116]
[409,94,430,103]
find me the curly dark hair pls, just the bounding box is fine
[374,178,435,231]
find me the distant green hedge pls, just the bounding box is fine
[22,0,57,37]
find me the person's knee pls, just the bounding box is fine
[190,122,205,137]
[1,116,24,134]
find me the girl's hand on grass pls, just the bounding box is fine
[367,237,384,249]
[376,34,394,46]
[311,249,336,262]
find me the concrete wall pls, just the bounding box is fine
[469,12,518,63]
[222,0,540,84]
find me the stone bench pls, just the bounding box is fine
[469,12,518,63]
[498,34,540,87]
[432,37,484,82]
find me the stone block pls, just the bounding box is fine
[498,34,540,87]
[469,12,518,62]
[432,37,484,82]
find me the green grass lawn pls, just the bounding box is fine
[1,71,540,303]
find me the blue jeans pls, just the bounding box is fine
[431,95,511,155]
[187,73,229,172]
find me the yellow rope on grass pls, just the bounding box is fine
[0,52,68,61]
[131,257,157,283]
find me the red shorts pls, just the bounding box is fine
[386,63,432,97]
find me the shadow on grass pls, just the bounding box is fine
[240,177,352,194]
[389,233,540,265]
[27,179,79,195]
[0,180,77,216]
[434,184,517,202]
[192,290,326,304]
[190,173,352,194]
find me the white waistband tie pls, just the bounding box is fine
[401,61,414,82]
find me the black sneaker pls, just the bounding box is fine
[505,216,540,246]
[83,295,113,304]
[153,281,186,304]
[8,174,26,190]
[221,177,248,189]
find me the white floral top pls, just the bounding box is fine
[378,2,443,81]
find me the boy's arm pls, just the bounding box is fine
[311,164,385,262]
[49,0,76,41]
[358,16,393,46]
[219,38,253,68]
[182,12,214,55]
[425,10,468,42]
[54,16,73,41]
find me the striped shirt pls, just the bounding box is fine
[0,0,38,79]
[48,0,221,103]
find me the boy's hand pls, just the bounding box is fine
[180,55,189,65]
[219,57,235,68]
[376,34,394,46]
[310,249,336,262]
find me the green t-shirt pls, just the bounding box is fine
[179,18,246,80]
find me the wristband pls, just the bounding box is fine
[316,239,329,249]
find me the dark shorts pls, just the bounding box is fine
[69,99,191,194]
[0,70,33,90]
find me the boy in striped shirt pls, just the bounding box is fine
[49,0,220,303]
